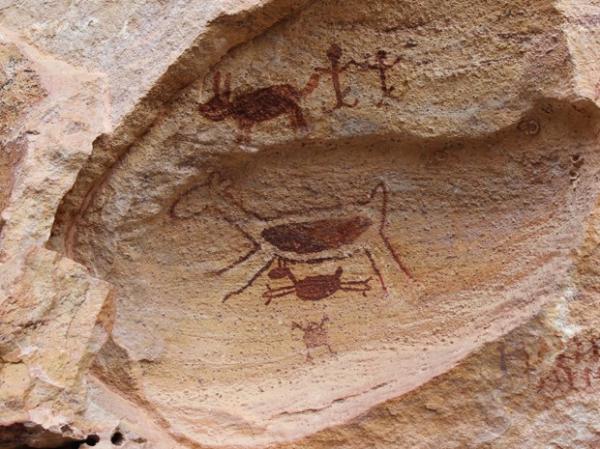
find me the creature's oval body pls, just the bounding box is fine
[295,274,341,301]
[232,85,300,123]
[261,216,372,254]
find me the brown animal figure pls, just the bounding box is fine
[198,71,320,142]
[170,173,415,303]
[291,316,335,362]
[262,259,371,305]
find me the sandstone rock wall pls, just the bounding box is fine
[2,1,600,448]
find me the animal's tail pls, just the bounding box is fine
[300,72,321,98]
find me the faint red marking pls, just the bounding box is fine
[170,174,414,303]
[292,316,335,362]
[536,333,600,396]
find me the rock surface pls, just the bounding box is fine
[2,0,600,448]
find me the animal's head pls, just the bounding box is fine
[268,265,292,280]
[198,72,232,121]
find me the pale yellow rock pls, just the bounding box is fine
[2,0,600,448]
[0,248,113,442]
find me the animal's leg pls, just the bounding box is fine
[340,285,371,291]
[289,105,307,130]
[235,121,253,144]
[340,285,371,297]
[341,277,372,295]
[341,278,372,286]
[262,286,296,305]
[219,254,275,303]
[365,249,387,293]
[326,344,336,355]
[362,242,420,301]
[362,182,413,278]
[264,284,296,294]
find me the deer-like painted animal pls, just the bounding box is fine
[198,71,320,142]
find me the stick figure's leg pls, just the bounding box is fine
[326,344,336,355]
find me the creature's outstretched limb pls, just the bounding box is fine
[262,285,296,305]
[219,255,275,303]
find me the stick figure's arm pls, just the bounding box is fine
[344,58,369,70]
[389,55,402,67]
[314,66,332,75]
[341,59,366,72]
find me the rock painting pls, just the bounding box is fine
[537,333,600,396]
[198,71,320,142]
[170,173,414,303]
[198,44,407,139]
[263,259,371,305]
[292,316,335,361]
[315,43,359,112]
[354,50,404,106]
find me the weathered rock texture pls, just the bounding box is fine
[2,0,600,448]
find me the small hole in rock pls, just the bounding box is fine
[111,431,125,445]
[85,435,100,446]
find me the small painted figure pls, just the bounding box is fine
[360,50,404,106]
[198,71,320,143]
[315,44,359,112]
[263,259,371,305]
[292,316,335,362]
